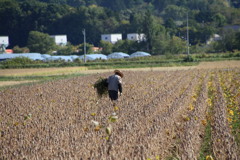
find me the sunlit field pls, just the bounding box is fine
[0,61,239,159]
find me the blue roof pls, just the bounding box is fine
[130,51,151,58]
[79,54,107,61]
[107,52,129,59]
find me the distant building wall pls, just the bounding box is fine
[0,36,9,52]
[101,34,122,44]
[51,35,67,46]
[127,33,145,42]
[0,36,9,46]
[206,34,222,45]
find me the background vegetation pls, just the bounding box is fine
[0,0,240,55]
[0,52,239,69]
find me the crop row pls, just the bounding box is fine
[0,68,239,159]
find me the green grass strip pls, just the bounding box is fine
[199,73,215,160]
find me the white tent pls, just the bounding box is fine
[130,51,151,58]
[107,52,129,59]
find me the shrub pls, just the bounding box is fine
[1,57,36,68]
[183,55,196,62]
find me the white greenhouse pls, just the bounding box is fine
[107,52,129,59]
[0,53,44,61]
[130,51,151,58]
[48,56,74,62]
[79,54,107,61]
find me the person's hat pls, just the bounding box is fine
[114,70,124,78]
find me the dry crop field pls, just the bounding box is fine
[0,63,240,159]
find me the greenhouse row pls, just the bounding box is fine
[0,52,150,62]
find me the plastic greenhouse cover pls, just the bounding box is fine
[130,51,151,58]
[107,52,129,59]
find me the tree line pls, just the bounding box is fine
[0,0,240,55]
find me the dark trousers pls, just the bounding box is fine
[108,90,118,101]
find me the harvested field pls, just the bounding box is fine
[0,81,36,87]
[0,67,88,77]
[0,61,240,159]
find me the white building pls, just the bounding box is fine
[101,34,122,44]
[206,34,222,45]
[127,33,145,42]
[51,35,67,46]
[0,36,9,46]
[0,36,9,52]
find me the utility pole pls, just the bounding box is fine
[82,29,86,63]
[186,12,190,56]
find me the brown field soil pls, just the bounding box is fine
[1,61,239,77]
[0,65,239,159]
[0,61,239,88]
[196,60,240,69]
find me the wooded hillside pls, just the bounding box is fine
[0,0,240,54]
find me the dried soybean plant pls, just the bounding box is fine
[0,68,239,159]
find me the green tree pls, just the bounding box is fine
[142,11,164,53]
[211,29,237,52]
[166,36,186,54]
[165,18,177,36]
[78,43,94,55]
[162,5,187,21]
[129,12,145,33]
[13,45,30,53]
[152,32,171,55]
[99,40,113,55]
[212,13,226,27]
[234,32,240,50]
[27,31,56,54]
[56,43,77,55]
[0,0,21,47]
[112,40,137,53]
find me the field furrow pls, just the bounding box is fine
[0,67,239,159]
[211,74,238,159]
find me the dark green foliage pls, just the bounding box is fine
[183,55,196,62]
[0,0,240,53]
[1,57,37,68]
[13,45,30,53]
[27,31,56,54]
[93,77,108,98]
